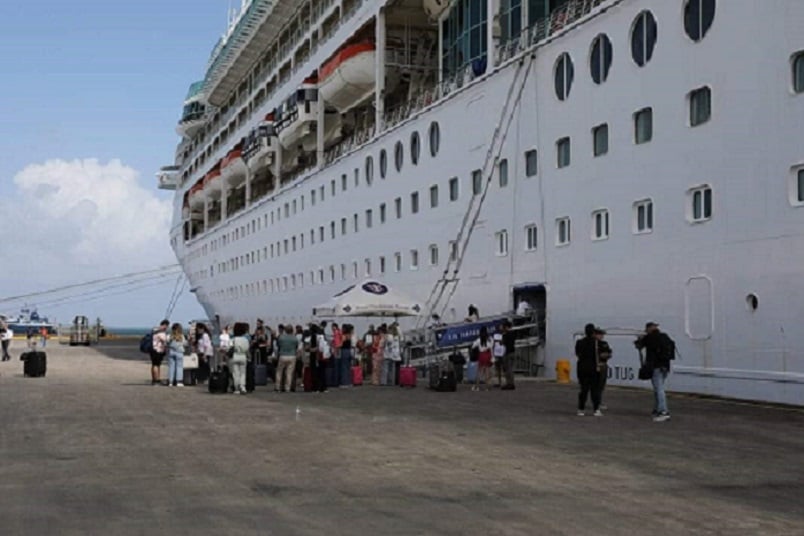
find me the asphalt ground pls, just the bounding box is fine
[0,342,802,535]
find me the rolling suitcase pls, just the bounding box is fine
[325,361,339,388]
[351,366,364,386]
[208,368,229,394]
[254,363,268,386]
[303,366,313,392]
[399,366,417,388]
[428,363,441,390]
[437,370,458,392]
[22,351,47,378]
[466,362,479,384]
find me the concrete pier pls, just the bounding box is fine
[1,342,803,535]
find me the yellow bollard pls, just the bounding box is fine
[555,359,571,384]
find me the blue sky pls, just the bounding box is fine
[0,1,236,327]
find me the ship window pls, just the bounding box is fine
[283,239,288,254]
[310,229,315,245]
[341,218,347,236]
[380,203,387,223]
[379,256,386,274]
[554,53,574,101]
[688,185,713,222]
[366,209,373,228]
[556,217,571,246]
[556,137,571,168]
[292,236,297,251]
[525,224,538,251]
[689,87,711,127]
[319,269,325,285]
[633,199,654,234]
[310,190,316,206]
[495,230,509,256]
[329,266,335,282]
[341,174,347,192]
[365,156,374,185]
[525,149,538,177]
[330,221,335,239]
[352,262,359,279]
[354,168,359,187]
[320,185,325,202]
[684,0,716,42]
[472,169,483,195]
[395,197,402,219]
[411,131,421,165]
[430,185,439,208]
[631,11,658,67]
[411,192,420,214]
[593,124,608,156]
[394,252,402,272]
[410,249,419,270]
[395,141,404,172]
[634,107,653,144]
[429,122,440,157]
[340,264,346,280]
[320,226,325,242]
[590,34,613,84]
[500,0,522,45]
[498,159,509,187]
[449,177,459,201]
[592,209,610,240]
[353,214,359,233]
[429,244,439,266]
[794,52,804,93]
[746,293,759,312]
[449,240,458,261]
[380,149,388,178]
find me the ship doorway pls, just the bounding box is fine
[513,283,546,338]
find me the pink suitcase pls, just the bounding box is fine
[352,366,364,386]
[399,366,417,388]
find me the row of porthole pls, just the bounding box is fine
[365,122,441,183]
[554,0,716,101]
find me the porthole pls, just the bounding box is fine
[746,293,759,312]
[554,53,574,101]
[589,34,613,84]
[379,149,387,178]
[410,131,421,165]
[631,10,657,67]
[394,141,404,172]
[684,0,715,42]
[365,156,374,185]
[428,121,440,157]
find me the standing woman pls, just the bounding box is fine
[230,323,250,395]
[339,324,354,388]
[471,326,493,391]
[371,325,386,386]
[196,323,214,383]
[384,324,402,386]
[167,323,187,387]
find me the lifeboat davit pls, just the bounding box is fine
[243,114,277,173]
[221,144,247,186]
[275,77,341,152]
[318,43,400,113]
[423,0,449,21]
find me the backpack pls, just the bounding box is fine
[661,334,676,361]
[139,332,154,354]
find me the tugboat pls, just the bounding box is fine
[0,307,56,337]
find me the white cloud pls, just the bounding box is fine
[0,158,206,327]
[7,158,172,270]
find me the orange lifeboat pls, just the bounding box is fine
[318,42,399,113]
[221,143,247,184]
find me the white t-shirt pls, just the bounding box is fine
[472,338,492,353]
[492,333,506,358]
[1,329,12,342]
[516,300,532,316]
[219,333,231,350]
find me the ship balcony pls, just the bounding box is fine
[176,112,207,139]
[156,166,180,190]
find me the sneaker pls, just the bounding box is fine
[176,383,184,387]
[653,412,671,422]
[577,410,585,416]
[593,410,603,417]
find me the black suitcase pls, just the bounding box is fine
[428,363,440,390]
[245,361,255,392]
[436,370,457,392]
[208,368,229,394]
[22,351,47,378]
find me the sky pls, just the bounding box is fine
[0,1,238,327]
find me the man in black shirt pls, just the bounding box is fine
[575,323,603,416]
[501,321,516,390]
[634,322,675,422]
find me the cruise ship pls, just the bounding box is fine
[158,0,804,405]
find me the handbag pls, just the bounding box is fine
[184,353,199,370]
[637,349,652,380]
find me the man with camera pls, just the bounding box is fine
[635,322,675,422]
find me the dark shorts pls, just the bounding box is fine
[150,351,165,367]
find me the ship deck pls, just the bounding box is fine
[1,342,802,534]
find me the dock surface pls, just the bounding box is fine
[1,343,803,535]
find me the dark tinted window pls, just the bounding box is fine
[684,0,715,42]
[554,53,574,101]
[590,34,613,84]
[631,11,658,67]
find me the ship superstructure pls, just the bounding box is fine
[159,0,804,405]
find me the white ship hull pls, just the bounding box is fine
[165,0,804,405]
